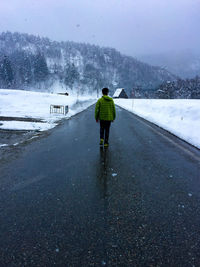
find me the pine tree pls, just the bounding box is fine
[0,56,14,87]
[17,52,33,85]
[33,53,49,81]
[64,63,79,89]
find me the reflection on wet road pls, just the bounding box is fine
[0,105,200,266]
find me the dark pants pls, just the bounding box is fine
[100,120,111,144]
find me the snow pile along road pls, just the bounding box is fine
[0,89,96,131]
[114,99,200,149]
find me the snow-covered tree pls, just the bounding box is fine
[64,63,79,89]
[33,53,49,82]
[0,56,14,87]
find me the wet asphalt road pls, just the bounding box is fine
[0,105,200,267]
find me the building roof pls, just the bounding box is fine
[113,88,124,97]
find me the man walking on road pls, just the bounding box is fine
[95,87,116,147]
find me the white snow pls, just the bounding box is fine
[0,89,96,131]
[0,121,55,131]
[114,99,200,149]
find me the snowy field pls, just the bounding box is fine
[0,89,96,132]
[114,99,200,149]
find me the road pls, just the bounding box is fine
[0,105,200,266]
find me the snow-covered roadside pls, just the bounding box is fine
[114,99,200,149]
[0,120,55,131]
[0,89,96,132]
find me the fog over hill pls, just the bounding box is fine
[138,50,200,79]
[0,32,176,96]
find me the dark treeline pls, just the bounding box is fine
[155,77,200,99]
[0,31,176,95]
[130,77,200,99]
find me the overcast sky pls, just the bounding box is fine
[0,0,200,56]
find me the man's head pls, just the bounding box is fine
[102,88,109,95]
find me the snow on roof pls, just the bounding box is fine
[113,88,124,97]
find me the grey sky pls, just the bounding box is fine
[0,0,200,56]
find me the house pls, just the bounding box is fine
[113,88,128,99]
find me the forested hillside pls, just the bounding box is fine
[0,32,176,96]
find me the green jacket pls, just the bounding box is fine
[95,95,116,121]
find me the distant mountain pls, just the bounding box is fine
[138,50,200,79]
[0,31,176,96]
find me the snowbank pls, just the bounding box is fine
[0,89,96,132]
[114,99,200,149]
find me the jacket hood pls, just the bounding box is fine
[102,95,113,101]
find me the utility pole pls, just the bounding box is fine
[76,87,79,102]
[131,88,135,111]
[97,87,99,99]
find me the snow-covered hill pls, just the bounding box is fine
[0,31,177,96]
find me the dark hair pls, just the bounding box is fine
[102,88,109,95]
